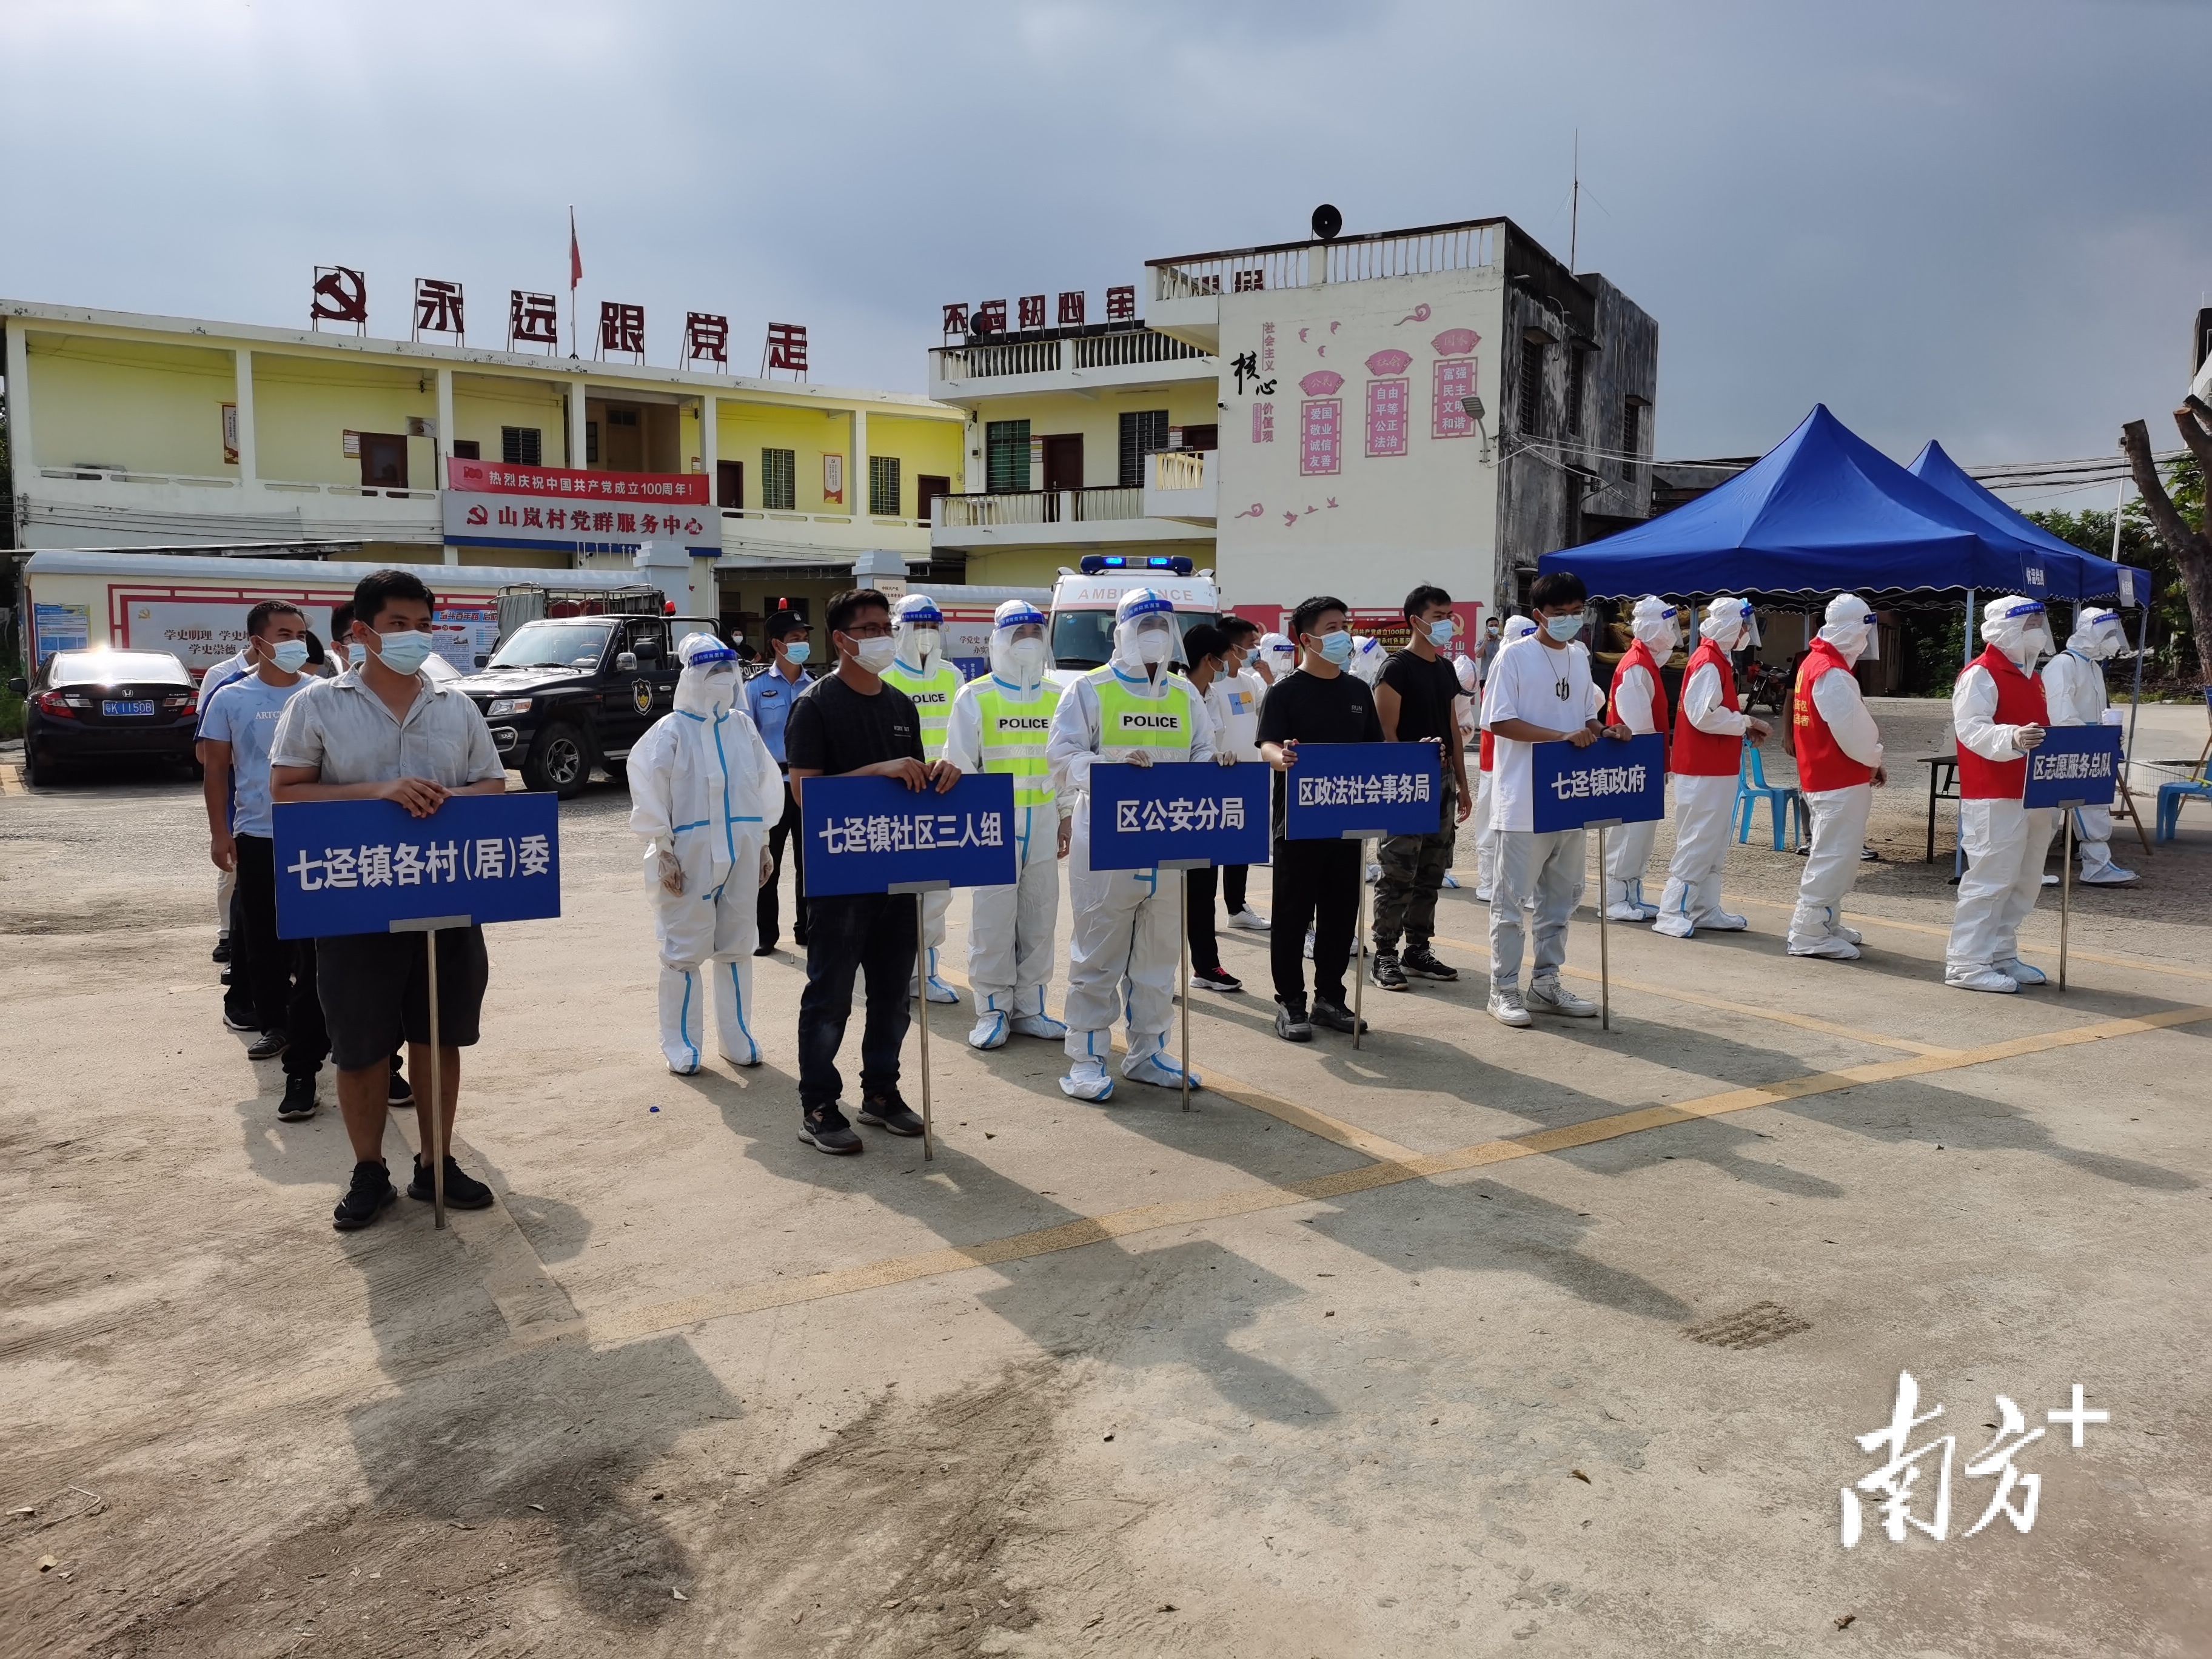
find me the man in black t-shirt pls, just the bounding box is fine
[785,588,957,1154]
[1371,584,1476,990]
[1257,595,1382,1041]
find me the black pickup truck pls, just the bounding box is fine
[449,612,723,796]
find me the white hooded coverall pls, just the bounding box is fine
[629,642,783,1071]
[2041,610,2133,882]
[1787,597,1885,954]
[1603,597,1680,918]
[1946,599,2059,984]
[1655,598,1761,936]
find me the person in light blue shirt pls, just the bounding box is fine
[198,642,258,974]
[746,610,815,953]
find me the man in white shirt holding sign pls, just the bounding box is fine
[1480,571,1625,1028]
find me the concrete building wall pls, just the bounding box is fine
[23,335,237,475]
[946,384,1224,494]
[252,355,437,485]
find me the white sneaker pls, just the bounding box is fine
[1789,935,1860,960]
[1227,905,1272,931]
[1010,1011,1067,1040]
[1946,966,2018,994]
[1365,862,1381,883]
[1652,915,1695,939]
[1527,977,1599,1018]
[1302,928,1315,961]
[1706,911,1750,931]
[968,1011,1008,1050]
[1487,987,1533,1027]
[1998,958,2048,986]
[1059,1058,1115,1101]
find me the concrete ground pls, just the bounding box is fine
[4,698,2209,1658]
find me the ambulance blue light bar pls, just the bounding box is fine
[1079,555,1195,575]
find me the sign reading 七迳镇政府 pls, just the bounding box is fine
[1529,734,1667,833]
[273,793,560,939]
[799,773,1017,897]
[2020,725,2122,809]
[1281,742,1445,840]
[1087,762,1270,870]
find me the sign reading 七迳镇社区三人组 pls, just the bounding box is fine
[1281,742,1444,840]
[1086,762,1270,870]
[273,793,561,939]
[1530,734,1667,833]
[799,773,1017,897]
[2020,725,2122,809]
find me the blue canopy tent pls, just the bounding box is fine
[1905,440,2150,606]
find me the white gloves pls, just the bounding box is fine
[759,846,774,887]
[1215,751,1238,766]
[1124,749,1154,769]
[655,849,685,896]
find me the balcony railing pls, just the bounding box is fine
[936,486,1145,528]
[1073,331,1209,369]
[1148,217,1501,306]
[933,328,1211,382]
[1149,450,1207,491]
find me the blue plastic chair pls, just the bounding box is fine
[1736,745,1805,850]
[2154,750,2212,842]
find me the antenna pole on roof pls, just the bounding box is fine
[1570,131,1580,272]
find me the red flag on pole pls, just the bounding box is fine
[569,208,583,290]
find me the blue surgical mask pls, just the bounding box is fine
[370,629,435,675]
[1317,631,1355,666]
[783,640,811,665]
[1544,614,1584,643]
[268,640,310,673]
[1427,620,1455,648]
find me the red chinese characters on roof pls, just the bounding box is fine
[598,301,646,358]
[1105,285,1136,322]
[310,266,367,332]
[413,278,465,342]
[762,322,808,378]
[685,312,729,368]
[508,290,558,352]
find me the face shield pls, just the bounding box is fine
[893,595,944,672]
[672,636,740,717]
[1258,632,1297,678]
[1703,597,1758,652]
[1820,594,1878,665]
[1980,596,2049,669]
[1348,635,1387,685]
[1113,589,1178,674]
[988,600,1052,689]
[2068,607,2126,662]
[1630,595,1681,653]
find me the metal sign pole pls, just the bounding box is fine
[1595,822,1610,1031]
[1161,859,1211,1112]
[890,880,948,1161]
[2057,804,2078,991]
[390,913,470,1229]
[1344,830,1379,1051]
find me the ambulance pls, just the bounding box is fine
[1047,555,1224,673]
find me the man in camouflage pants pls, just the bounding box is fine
[1370,585,1475,990]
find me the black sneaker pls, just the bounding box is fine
[212,936,231,964]
[799,1106,863,1154]
[752,941,777,956]
[220,967,235,987]
[1401,946,1459,982]
[332,1160,398,1231]
[407,1155,494,1209]
[1312,997,1369,1034]
[387,1062,413,1107]
[277,1072,318,1121]
[1275,1001,1314,1043]
[246,1028,289,1061]
[1370,951,1409,992]
[223,1010,258,1033]
[857,1094,927,1137]
[1190,966,1244,993]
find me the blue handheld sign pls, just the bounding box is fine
[273,793,561,939]
[1281,742,1446,840]
[799,773,1018,896]
[1529,734,1667,833]
[1087,762,1270,871]
[2020,725,2121,809]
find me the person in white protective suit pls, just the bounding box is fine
[1255,631,1297,686]
[943,601,1073,1050]
[2042,606,2136,884]
[1654,597,1772,937]
[1945,595,2059,993]
[1601,595,1683,920]
[1473,615,1540,901]
[1045,588,1226,1101]
[1347,634,1388,687]
[1786,594,1887,959]
[629,634,783,1073]
[878,593,965,1005]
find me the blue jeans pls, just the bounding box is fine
[797,893,916,1113]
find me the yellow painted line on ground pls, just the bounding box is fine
[592,999,2212,1346]
[1421,929,1957,1057]
[1723,891,2212,985]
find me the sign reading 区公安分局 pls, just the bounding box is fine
[799,774,1017,897]
[1087,762,1270,870]
[273,794,561,939]
[1529,734,1667,833]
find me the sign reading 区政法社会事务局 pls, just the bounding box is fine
[1087,762,1270,870]
[1530,734,1667,833]
[799,774,1017,897]
[273,794,561,939]
[1281,742,1444,840]
[2020,725,2121,809]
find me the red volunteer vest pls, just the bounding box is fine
[1669,639,1744,776]
[1607,640,1670,761]
[1792,639,1874,792]
[1954,645,2049,800]
[1478,729,1495,773]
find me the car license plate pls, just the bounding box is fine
[102,699,155,717]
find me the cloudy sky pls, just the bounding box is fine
[7,0,2207,501]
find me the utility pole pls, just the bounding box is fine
[1570,131,1580,271]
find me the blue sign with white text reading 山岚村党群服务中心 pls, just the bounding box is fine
[1530,733,1667,833]
[273,792,561,939]
[2020,724,2122,809]
[1087,762,1270,871]
[1281,742,1445,840]
[799,772,1018,896]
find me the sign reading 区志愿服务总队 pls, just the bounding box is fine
[799,774,1017,897]
[2020,725,2122,809]
[1529,734,1667,833]
[273,793,560,939]
[1281,742,1444,840]
[1087,762,1270,870]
